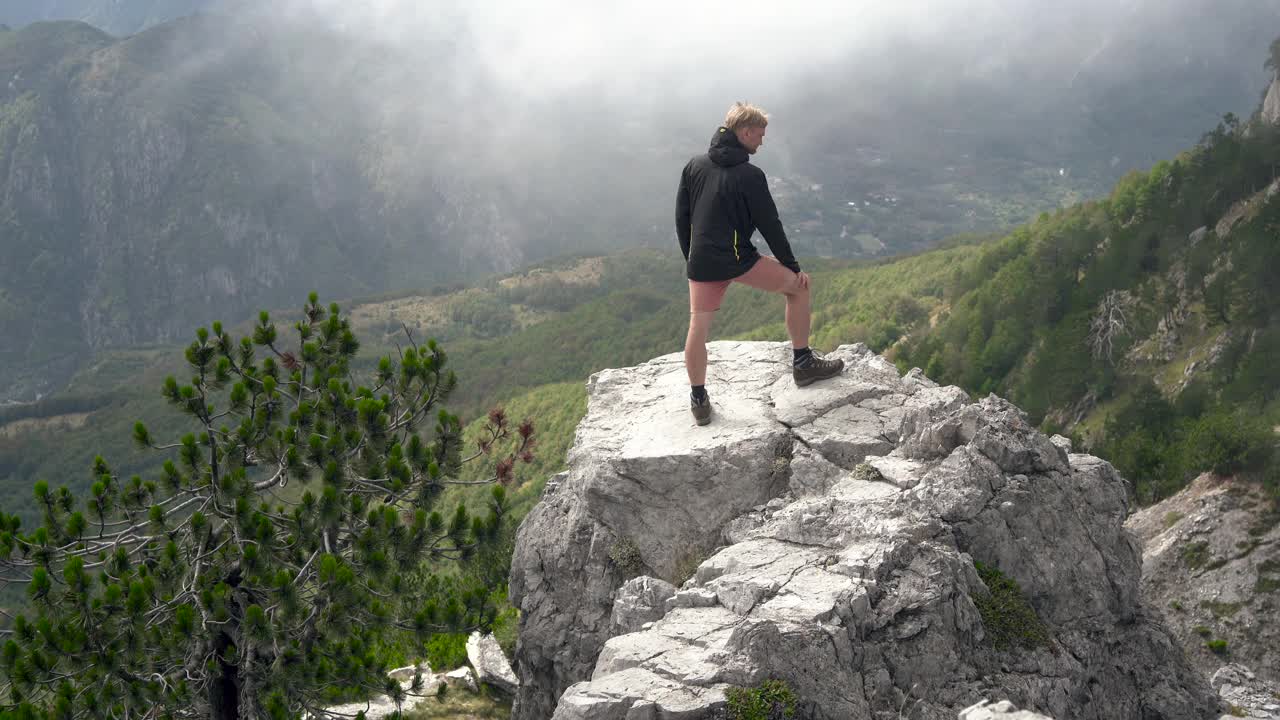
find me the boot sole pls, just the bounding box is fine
[694,414,711,426]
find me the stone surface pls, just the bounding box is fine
[444,665,478,693]
[959,700,1054,720]
[510,341,1221,720]
[467,631,520,695]
[1211,664,1280,719]
[612,576,679,634]
[1127,473,1280,685]
[1265,73,1280,125]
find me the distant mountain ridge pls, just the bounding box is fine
[0,0,213,36]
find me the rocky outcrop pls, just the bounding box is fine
[467,631,520,695]
[509,341,1220,720]
[1263,73,1280,125]
[1211,665,1280,719]
[1127,473,1280,685]
[960,700,1054,720]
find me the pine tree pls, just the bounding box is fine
[0,294,535,719]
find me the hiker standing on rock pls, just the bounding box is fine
[676,102,844,425]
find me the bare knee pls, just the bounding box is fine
[688,311,716,340]
[782,278,810,298]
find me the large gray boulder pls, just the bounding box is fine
[509,341,1220,720]
[466,631,520,695]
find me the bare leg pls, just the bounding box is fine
[685,311,716,386]
[783,280,811,349]
[732,256,812,349]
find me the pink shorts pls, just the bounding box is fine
[689,256,797,312]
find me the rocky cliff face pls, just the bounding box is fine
[1263,72,1280,125]
[508,341,1220,720]
[1127,474,1280,686]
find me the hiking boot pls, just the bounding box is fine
[793,352,844,387]
[690,393,712,426]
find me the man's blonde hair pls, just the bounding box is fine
[724,102,769,131]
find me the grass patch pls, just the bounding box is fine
[1235,538,1263,559]
[972,561,1052,651]
[1193,625,1212,637]
[1247,498,1280,537]
[1206,638,1230,656]
[1199,600,1244,619]
[724,679,797,720]
[490,599,519,662]
[671,547,710,588]
[1181,540,1212,570]
[1162,511,1184,529]
[1168,599,1184,611]
[1256,557,1280,594]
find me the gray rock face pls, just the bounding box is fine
[1264,73,1280,125]
[960,700,1054,720]
[612,576,678,635]
[467,632,520,695]
[1126,473,1280,685]
[1211,664,1280,719]
[510,341,1220,720]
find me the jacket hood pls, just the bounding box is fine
[708,126,749,167]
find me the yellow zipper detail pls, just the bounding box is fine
[733,230,740,261]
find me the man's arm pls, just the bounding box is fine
[744,170,801,273]
[676,164,692,260]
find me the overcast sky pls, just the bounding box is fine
[254,0,1149,96]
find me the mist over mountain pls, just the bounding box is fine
[0,0,1276,402]
[0,0,213,36]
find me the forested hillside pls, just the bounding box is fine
[897,99,1280,502]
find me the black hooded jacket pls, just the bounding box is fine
[675,126,801,281]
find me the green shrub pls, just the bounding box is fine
[1200,600,1243,619]
[725,679,797,720]
[490,597,520,661]
[609,536,645,579]
[1185,411,1273,478]
[1193,625,1212,637]
[1206,638,1230,656]
[972,561,1051,651]
[1181,540,1212,570]
[852,463,884,484]
[425,633,470,671]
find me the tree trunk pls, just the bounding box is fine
[209,630,240,720]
